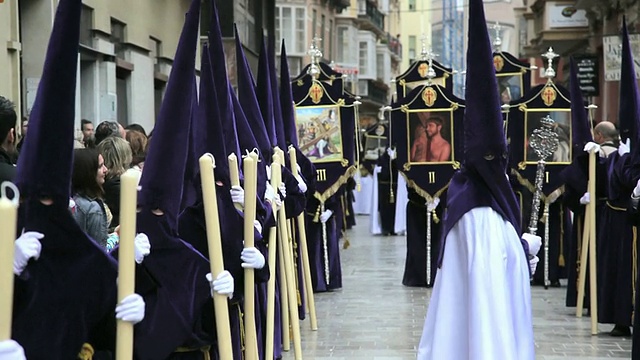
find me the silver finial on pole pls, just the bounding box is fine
[307,36,324,78]
[491,22,502,52]
[542,47,559,80]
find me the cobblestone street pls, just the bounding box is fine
[282,216,633,359]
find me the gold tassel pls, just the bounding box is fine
[432,209,440,224]
[313,204,321,223]
[343,230,350,249]
[77,343,94,360]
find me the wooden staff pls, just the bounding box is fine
[289,147,318,330]
[274,151,302,359]
[0,182,19,340]
[242,155,259,360]
[115,169,141,359]
[228,153,243,211]
[587,149,598,334]
[575,207,590,317]
[265,159,281,360]
[199,154,233,360]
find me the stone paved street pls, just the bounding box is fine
[282,215,633,359]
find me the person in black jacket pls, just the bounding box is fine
[0,96,18,184]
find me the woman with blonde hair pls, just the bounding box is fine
[97,136,132,231]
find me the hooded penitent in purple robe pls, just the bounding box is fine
[12,0,120,358]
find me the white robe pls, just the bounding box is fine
[417,207,535,360]
[353,173,373,215]
[393,175,408,235]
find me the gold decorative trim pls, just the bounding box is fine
[510,168,565,201]
[399,172,449,203]
[314,165,357,203]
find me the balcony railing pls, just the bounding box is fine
[359,79,388,105]
[358,0,385,34]
[386,33,402,59]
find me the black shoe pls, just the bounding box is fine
[550,280,561,288]
[610,325,631,337]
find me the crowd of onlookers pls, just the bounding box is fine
[0,95,150,251]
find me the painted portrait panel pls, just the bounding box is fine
[407,109,454,164]
[295,105,344,163]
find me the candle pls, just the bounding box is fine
[228,153,242,211]
[242,156,258,359]
[0,182,18,340]
[115,169,140,359]
[199,154,233,359]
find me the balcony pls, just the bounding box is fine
[385,33,402,63]
[331,0,351,11]
[359,79,389,106]
[357,0,385,38]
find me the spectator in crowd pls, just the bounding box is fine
[126,129,148,171]
[94,121,121,146]
[16,117,28,152]
[81,119,94,145]
[96,136,132,231]
[0,96,18,183]
[125,123,147,137]
[71,148,114,250]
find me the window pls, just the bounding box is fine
[80,5,94,47]
[276,6,307,55]
[377,52,385,80]
[328,20,333,60]
[321,14,326,55]
[408,35,416,61]
[431,28,443,61]
[409,0,416,11]
[111,19,126,59]
[312,9,317,38]
[149,37,162,73]
[359,42,368,74]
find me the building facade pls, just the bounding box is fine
[0,0,273,135]
[519,0,640,124]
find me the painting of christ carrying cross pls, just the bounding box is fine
[295,105,344,163]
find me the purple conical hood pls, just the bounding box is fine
[256,37,278,148]
[268,37,288,151]
[618,17,640,148]
[15,0,81,204]
[206,0,241,162]
[463,0,506,162]
[569,57,593,154]
[234,25,272,159]
[200,45,230,182]
[138,0,200,228]
[280,40,298,148]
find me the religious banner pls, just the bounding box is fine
[361,123,390,176]
[292,76,357,202]
[390,82,464,201]
[507,81,571,199]
[493,51,532,106]
[395,59,454,101]
[293,62,346,95]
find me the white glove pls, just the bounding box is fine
[69,198,76,210]
[266,165,272,181]
[265,183,276,202]
[230,186,245,207]
[206,271,234,299]
[14,231,44,276]
[115,293,146,324]
[583,141,601,154]
[619,138,631,156]
[426,197,440,212]
[387,148,397,160]
[529,255,540,273]
[134,233,151,264]
[295,175,308,193]
[373,165,382,175]
[320,209,333,223]
[274,195,283,211]
[241,247,266,269]
[0,340,25,360]
[253,220,262,234]
[580,192,591,205]
[279,182,287,199]
[634,179,640,198]
[522,233,542,257]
